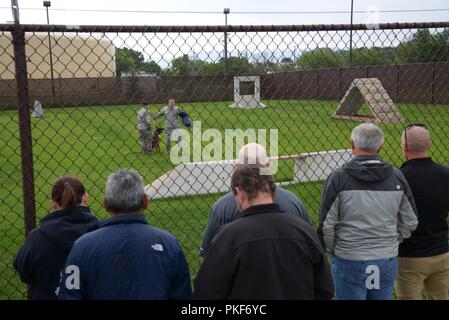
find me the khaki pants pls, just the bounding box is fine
[396,251,449,300]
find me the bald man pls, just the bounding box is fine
[396,124,449,300]
[199,143,311,260]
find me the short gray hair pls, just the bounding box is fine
[105,169,145,214]
[351,123,385,152]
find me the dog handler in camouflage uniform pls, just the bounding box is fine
[137,100,153,155]
[155,97,182,151]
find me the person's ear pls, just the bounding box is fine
[377,144,384,154]
[235,187,246,204]
[103,197,112,213]
[50,199,58,210]
[141,194,148,210]
[350,139,355,150]
[81,192,89,205]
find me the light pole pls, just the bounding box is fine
[349,0,354,67]
[11,0,20,23]
[223,8,230,75]
[43,1,55,97]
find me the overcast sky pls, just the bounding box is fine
[1,0,448,68]
[1,0,448,25]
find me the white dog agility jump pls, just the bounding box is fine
[229,76,266,109]
[145,149,352,199]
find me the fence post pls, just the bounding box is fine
[339,68,342,100]
[431,63,435,105]
[396,65,399,102]
[59,76,62,106]
[11,27,37,246]
[284,71,287,99]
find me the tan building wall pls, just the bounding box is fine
[0,32,116,79]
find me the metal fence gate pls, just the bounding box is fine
[0,21,449,299]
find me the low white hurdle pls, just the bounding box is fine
[145,149,352,199]
[229,76,266,109]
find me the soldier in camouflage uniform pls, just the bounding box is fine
[155,97,182,151]
[137,100,153,154]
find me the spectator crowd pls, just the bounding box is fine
[13,123,449,300]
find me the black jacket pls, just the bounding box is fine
[194,203,334,300]
[13,206,99,299]
[399,157,449,257]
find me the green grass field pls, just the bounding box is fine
[1,99,449,299]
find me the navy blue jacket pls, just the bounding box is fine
[178,111,191,127]
[13,206,99,300]
[58,214,192,300]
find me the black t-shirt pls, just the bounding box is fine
[399,157,449,257]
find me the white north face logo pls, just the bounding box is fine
[151,244,164,251]
[396,185,401,190]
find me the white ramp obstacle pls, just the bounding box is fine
[146,160,236,199]
[293,149,353,182]
[145,149,352,199]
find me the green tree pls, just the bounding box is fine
[396,29,449,64]
[278,57,296,72]
[281,57,293,64]
[170,54,191,76]
[224,56,257,74]
[140,61,162,76]
[202,56,258,75]
[201,62,223,76]
[163,55,261,76]
[163,54,207,76]
[297,48,348,70]
[281,64,296,72]
[115,47,161,77]
[351,47,396,67]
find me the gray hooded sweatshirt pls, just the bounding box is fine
[318,155,418,261]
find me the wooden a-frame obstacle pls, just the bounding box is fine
[332,78,404,124]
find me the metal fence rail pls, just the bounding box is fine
[0,21,448,299]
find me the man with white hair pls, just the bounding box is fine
[58,169,192,300]
[318,123,418,300]
[396,124,449,300]
[199,143,311,259]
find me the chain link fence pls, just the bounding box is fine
[1,22,449,299]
